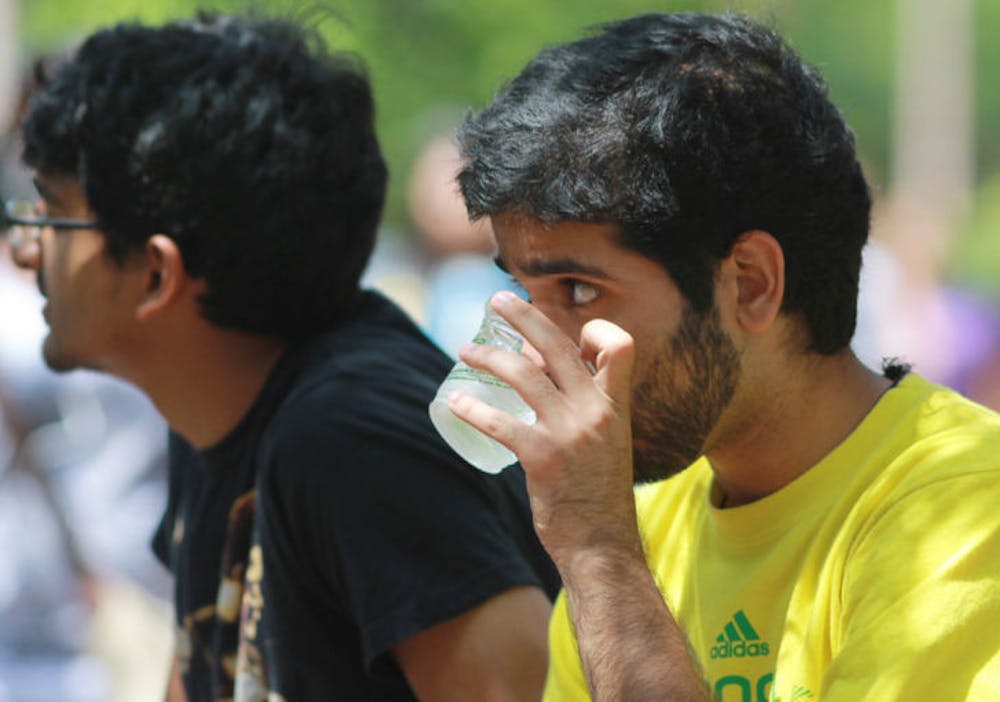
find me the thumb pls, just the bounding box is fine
[580,319,635,404]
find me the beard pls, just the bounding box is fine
[630,304,741,484]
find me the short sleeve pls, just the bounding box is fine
[820,468,1000,701]
[258,378,546,670]
[543,590,591,701]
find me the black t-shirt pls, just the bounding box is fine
[152,291,560,701]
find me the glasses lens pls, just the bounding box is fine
[8,200,36,220]
[3,201,36,248]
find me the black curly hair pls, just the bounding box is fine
[22,12,387,339]
[458,13,871,354]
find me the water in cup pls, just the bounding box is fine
[428,303,536,473]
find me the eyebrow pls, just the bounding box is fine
[493,254,610,279]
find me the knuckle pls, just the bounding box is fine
[481,412,508,438]
[592,405,619,431]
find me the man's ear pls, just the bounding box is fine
[721,229,785,334]
[136,234,190,321]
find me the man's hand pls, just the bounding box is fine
[449,291,710,701]
[449,291,642,565]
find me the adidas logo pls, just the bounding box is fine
[709,610,771,659]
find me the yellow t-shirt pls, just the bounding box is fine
[545,374,1000,701]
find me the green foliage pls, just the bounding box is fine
[18,0,897,230]
[338,0,707,229]
[20,0,215,49]
[952,0,1000,300]
[16,0,999,281]
[952,174,1000,297]
[775,0,895,190]
[975,0,1000,183]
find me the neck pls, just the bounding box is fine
[706,350,892,508]
[123,326,287,449]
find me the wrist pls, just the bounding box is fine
[532,484,643,569]
[553,533,647,588]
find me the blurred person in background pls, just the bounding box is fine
[407,132,510,358]
[0,54,170,702]
[5,11,557,702]
[853,203,1000,413]
[449,12,1000,701]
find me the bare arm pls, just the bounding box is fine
[164,655,187,702]
[560,544,709,700]
[393,585,552,702]
[450,292,709,701]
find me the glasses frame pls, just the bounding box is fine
[1,198,99,247]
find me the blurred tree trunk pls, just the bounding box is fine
[868,0,975,383]
[0,0,18,136]
[888,0,974,280]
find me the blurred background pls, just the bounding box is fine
[0,0,997,700]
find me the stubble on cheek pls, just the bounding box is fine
[629,307,741,484]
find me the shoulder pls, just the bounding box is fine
[262,381,453,486]
[830,375,1000,552]
[289,293,450,409]
[252,308,481,507]
[874,374,1000,490]
[841,376,1000,587]
[265,293,452,449]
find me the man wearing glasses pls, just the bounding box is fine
[3,198,98,242]
[2,187,104,373]
[3,13,558,702]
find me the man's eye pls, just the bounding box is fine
[507,276,531,302]
[570,281,599,306]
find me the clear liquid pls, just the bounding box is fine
[428,364,536,473]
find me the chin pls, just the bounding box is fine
[42,354,81,374]
[42,337,83,374]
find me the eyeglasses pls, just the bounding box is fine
[1,199,99,249]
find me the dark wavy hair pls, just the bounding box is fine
[458,13,871,354]
[22,12,387,339]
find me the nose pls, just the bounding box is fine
[8,229,41,270]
